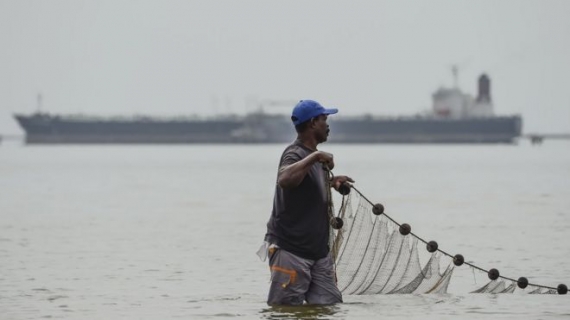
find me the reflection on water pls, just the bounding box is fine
[260,304,342,319]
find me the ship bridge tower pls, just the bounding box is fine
[432,66,472,119]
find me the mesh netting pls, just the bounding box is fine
[330,189,566,295]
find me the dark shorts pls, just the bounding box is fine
[267,248,343,306]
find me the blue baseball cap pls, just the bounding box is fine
[291,100,338,125]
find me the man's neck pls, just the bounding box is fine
[297,135,318,151]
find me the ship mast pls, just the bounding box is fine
[451,65,459,89]
[36,93,43,113]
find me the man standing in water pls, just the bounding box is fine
[263,99,354,305]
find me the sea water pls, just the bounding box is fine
[1,140,569,319]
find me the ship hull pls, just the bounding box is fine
[23,134,248,144]
[14,114,522,144]
[328,116,522,144]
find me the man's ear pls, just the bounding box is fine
[309,117,317,128]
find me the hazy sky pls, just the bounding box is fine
[1,0,569,134]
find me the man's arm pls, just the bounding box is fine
[278,151,334,189]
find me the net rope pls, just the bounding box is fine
[323,170,568,295]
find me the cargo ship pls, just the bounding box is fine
[14,73,522,144]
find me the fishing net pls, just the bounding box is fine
[328,187,567,295]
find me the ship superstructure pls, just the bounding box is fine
[326,72,521,143]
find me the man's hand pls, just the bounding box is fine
[331,175,355,190]
[313,151,335,170]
